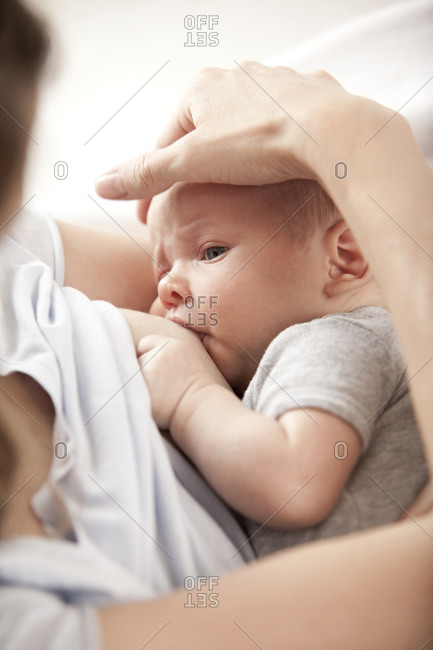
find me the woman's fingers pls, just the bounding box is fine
[95,145,183,200]
[95,126,237,201]
[95,62,349,201]
[154,106,194,149]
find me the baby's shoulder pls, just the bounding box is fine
[265,306,403,373]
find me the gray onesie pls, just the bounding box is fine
[242,307,428,557]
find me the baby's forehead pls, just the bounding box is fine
[149,182,282,232]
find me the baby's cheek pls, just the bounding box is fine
[149,297,166,317]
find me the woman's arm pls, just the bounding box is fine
[57,221,157,311]
[99,512,433,650]
[138,335,361,528]
[315,109,433,471]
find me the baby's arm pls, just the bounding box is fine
[138,335,361,528]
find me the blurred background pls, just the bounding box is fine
[23,0,423,227]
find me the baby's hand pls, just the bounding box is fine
[137,334,229,430]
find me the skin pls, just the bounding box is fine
[57,221,157,313]
[0,374,53,539]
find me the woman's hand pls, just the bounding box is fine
[137,334,230,431]
[95,62,360,205]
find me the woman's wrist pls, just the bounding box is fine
[300,93,397,192]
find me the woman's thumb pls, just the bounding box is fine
[95,147,177,200]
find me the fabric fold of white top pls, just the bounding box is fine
[0,208,253,650]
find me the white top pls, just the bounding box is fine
[0,209,253,649]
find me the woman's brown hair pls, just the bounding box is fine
[0,0,49,211]
[0,0,49,516]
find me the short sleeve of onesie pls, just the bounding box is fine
[243,307,406,451]
[242,308,428,556]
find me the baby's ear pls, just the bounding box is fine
[325,220,368,288]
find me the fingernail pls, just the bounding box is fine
[95,171,127,199]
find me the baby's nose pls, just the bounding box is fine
[158,274,187,310]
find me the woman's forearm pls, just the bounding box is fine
[58,221,157,311]
[317,109,433,309]
[313,106,433,467]
[99,512,433,650]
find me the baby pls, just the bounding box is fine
[139,179,427,556]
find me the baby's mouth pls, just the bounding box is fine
[184,324,206,342]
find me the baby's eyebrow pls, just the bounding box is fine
[176,216,220,239]
[151,214,217,271]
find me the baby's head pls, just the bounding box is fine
[147,180,379,392]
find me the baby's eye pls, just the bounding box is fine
[204,246,228,261]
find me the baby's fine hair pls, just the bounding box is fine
[264,179,342,244]
[0,0,49,209]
